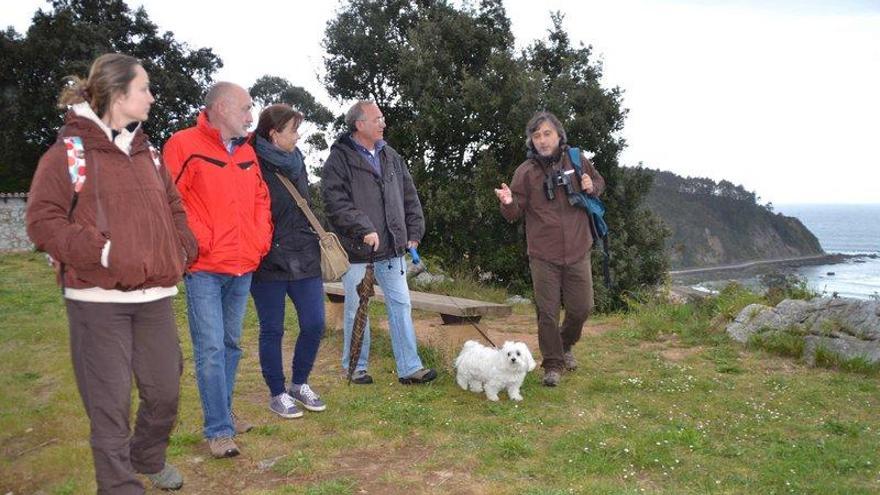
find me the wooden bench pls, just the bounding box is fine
[324,282,511,325]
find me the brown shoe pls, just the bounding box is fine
[207,436,240,458]
[231,411,253,434]
[563,349,578,371]
[543,369,562,387]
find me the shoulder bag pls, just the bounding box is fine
[274,172,350,282]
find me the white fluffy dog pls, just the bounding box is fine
[454,340,536,401]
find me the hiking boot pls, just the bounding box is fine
[563,349,578,371]
[269,392,303,419]
[350,370,373,385]
[207,436,240,459]
[543,369,562,387]
[399,368,437,385]
[290,383,327,412]
[231,411,253,434]
[144,463,183,491]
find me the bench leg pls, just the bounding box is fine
[325,293,345,332]
[440,314,482,325]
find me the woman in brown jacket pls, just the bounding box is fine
[26,54,197,494]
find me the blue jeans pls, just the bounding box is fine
[341,257,424,377]
[184,271,252,439]
[250,276,325,396]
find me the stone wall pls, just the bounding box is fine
[0,194,31,252]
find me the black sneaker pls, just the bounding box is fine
[351,370,373,385]
[398,368,437,385]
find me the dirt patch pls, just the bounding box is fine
[660,346,703,362]
[329,441,478,494]
[753,355,802,374]
[410,312,618,365]
[637,335,703,362]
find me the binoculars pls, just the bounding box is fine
[543,169,578,204]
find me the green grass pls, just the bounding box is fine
[747,329,806,358]
[814,346,880,375]
[2,253,880,494]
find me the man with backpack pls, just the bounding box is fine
[494,111,606,387]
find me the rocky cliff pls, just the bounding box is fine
[643,169,823,269]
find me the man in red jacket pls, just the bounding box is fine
[163,82,272,459]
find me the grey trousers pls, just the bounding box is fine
[529,254,594,371]
[65,297,182,495]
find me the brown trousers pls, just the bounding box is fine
[65,297,182,495]
[529,254,594,371]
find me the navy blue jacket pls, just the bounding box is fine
[253,149,322,281]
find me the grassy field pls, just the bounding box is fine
[1,252,879,494]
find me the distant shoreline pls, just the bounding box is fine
[669,253,876,284]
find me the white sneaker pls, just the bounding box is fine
[268,392,303,419]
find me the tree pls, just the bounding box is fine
[522,14,669,308]
[323,0,669,309]
[0,0,221,191]
[249,75,335,154]
[249,75,335,129]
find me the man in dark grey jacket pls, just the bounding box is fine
[322,100,436,385]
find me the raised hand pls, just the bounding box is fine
[494,183,513,205]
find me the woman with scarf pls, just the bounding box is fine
[250,104,327,419]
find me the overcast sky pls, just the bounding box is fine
[7,0,879,204]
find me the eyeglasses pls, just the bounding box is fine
[358,116,386,124]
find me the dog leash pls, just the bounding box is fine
[404,247,498,348]
[441,293,498,348]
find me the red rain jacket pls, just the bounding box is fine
[163,112,272,275]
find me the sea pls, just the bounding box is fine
[773,204,880,299]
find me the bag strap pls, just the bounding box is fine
[274,172,328,236]
[568,147,583,175]
[568,147,613,289]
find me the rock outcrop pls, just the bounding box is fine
[727,298,880,364]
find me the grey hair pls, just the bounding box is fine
[525,111,567,151]
[204,81,241,109]
[345,100,375,132]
